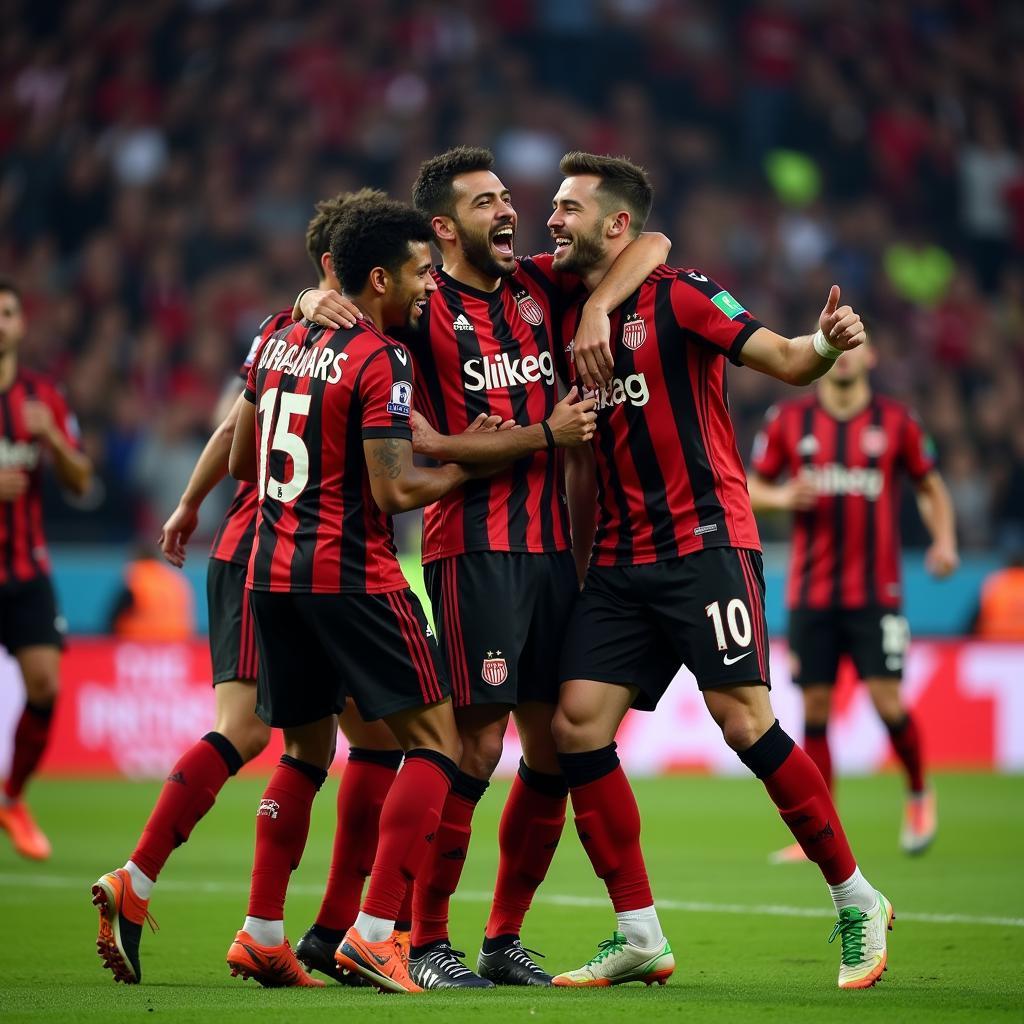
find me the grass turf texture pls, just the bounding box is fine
[0,773,1020,1022]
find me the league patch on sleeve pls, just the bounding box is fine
[387,380,412,417]
[710,290,747,319]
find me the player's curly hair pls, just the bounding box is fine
[559,152,653,235]
[329,196,434,293]
[412,146,496,218]
[305,188,387,276]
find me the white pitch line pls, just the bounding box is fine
[2,872,1022,929]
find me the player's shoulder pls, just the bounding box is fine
[873,392,916,418]
[766,393,815,423]
[259,307,294,339]
[516,252,554,274]
[18,367,61,396]
[349,320,411,363]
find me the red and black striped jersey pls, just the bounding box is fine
[244,317,414,594]
[209,309,291,566]
[751,393,936,610]
[561,266,763,567]
[409,253,573,563]
[0,369,81,585]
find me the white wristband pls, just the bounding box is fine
[812,329,842,361]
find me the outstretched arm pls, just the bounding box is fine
[411,388,597,464]
[739,285,866,386]
[364,437,470,515]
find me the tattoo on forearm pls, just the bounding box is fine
[371,438,403,480]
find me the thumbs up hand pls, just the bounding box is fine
[818,285,866,352]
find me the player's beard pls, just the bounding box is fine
[555,223,606,275]
[455,218,514,280]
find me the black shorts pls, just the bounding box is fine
[425,551,579,708]
[249,588,449,728]
[0,574,65,653]
[207,558,258,684]
[788,606,910,686]
[559,548,770,712]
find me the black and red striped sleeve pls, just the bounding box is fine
[239,308,293,380]
[359,344,415,441]
[668,271,763,365]
[750,404,789,480]
[898,407,937,481]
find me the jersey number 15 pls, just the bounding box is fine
[258,387,310,503]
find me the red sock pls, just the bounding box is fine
[485,762,567,939]
[314,749,402,932]
[803,724,833,793]
[558,746,653,913]
[362,750,456,923]
[3,701,54,801]
[886,713,925,794]
[740,722,856,885]
[411,770,488,947]
[247,756,327,921]
[131,733,241,881]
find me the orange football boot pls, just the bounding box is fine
[336,925,423,994]
[227,930,325,987]
[91,868,158,984]
[0,800,51,860]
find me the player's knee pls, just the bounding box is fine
[551,704,600,753]
[802,689,831,725]
[718,711,764,754]
[215,712,271,764]
[22,670,58,707]
[232,720,271,764]
[400,711,462,763]
[459,727,503,779]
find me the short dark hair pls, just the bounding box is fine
[329,196,434,293]
[305,188,386,275]
[412,146,495,218]
[0,276,21,304]
[558,152,654,235]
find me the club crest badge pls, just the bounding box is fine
[517,294,544,326]
[796,434,820,457]
[257,799,280,820]
[481,651,508,686]
[861,425,888,458]
[622,313,647,351]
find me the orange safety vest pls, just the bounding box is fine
[976,567,1024,641]
[114,559,195,642]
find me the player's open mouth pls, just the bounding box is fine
[491,225,514,257]
[553,235,572,256]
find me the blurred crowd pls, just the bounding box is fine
[1,0,1022,552]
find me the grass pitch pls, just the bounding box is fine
[0,772,1021,1023]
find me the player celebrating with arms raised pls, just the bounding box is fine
[546,153,892,991]
[748,337,957,858]
[0,278,91,860]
